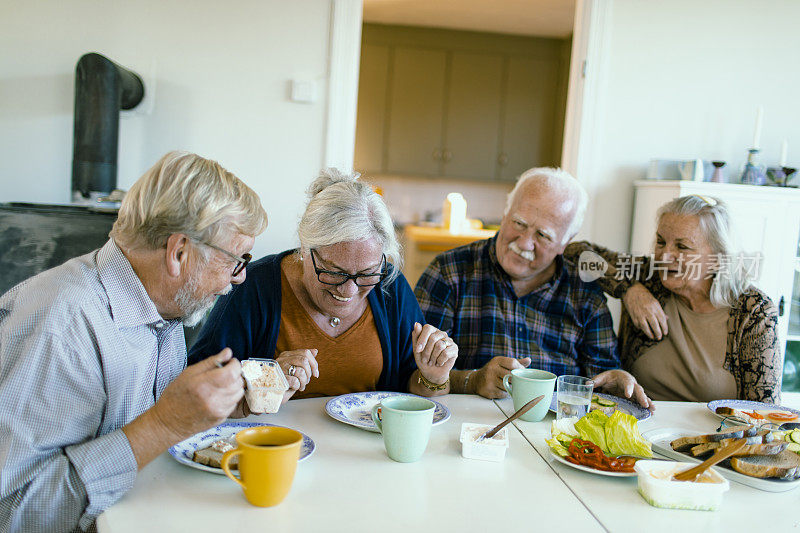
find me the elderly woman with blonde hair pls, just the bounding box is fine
[189,168,457,400]
[565,195,781,403]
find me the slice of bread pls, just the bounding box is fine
[670,425,755,451]
[192,446,238,469]
[729,450,800,480]
[689,440,786,458]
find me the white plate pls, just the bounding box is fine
[642,427,800,492]
[548,448,637,478]
[549,392,652,421]
[706,399,800,422]
[168,421,315,475]
[325,391,450,432]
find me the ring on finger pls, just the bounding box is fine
[288,364,296,377]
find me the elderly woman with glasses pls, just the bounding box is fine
[189,168,457,401]
[564,195,781,403]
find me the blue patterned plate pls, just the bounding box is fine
[168,421,315,475]
[549,392,651,421]
[707,399,800,421]
[325,391,450,432]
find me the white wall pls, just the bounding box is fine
[0,0,345,259]
[579,0,800,251]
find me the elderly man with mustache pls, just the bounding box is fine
[415,167,653,410]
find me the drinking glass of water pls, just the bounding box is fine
[556,375,593,420]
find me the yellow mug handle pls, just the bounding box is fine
[221,449,244,488]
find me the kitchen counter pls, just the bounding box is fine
[401,224,496,286]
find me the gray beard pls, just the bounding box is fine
[174,269,228,327]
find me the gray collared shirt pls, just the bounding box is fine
[0,239,186,532]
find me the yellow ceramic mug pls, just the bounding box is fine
[221,426,302,507]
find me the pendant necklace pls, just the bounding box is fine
[329,316,341,327]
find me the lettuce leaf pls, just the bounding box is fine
[574,409,609,452]
[605,410,652,457]
[546,417,579,457]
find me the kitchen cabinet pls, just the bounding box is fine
[631,181,800,392]
[355,24,567,182]
[401,225,496,287]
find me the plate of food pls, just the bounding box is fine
[545,410,652,477]
[325,391,450,432]
[168,421,315,475]
[549,392,651,421]
[707,399,800,427]
[643,426,800,492]
[548,447,638,477]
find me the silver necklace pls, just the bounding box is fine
[329,316,340,327]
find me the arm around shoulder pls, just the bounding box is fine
[735,292,782,403]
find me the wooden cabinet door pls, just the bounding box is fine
[354,44,390,174]
[443,51,503,180]
[385,47,447,176]
[498,56,559,181]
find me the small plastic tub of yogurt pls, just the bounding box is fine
[459,422,509,462]
[241,359,289,414]
[634,460,730,511]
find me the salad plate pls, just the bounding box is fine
[549,392,651,421]
[643,427,800,493]
[325,391,450,432]
[548,448,638,478]
[168,421,315,475]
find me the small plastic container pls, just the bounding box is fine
[459,422,509,462]
[241,359,289,414]
[634,460,730,511]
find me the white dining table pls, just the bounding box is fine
[98,393,800,533]
[496,396,800,533]
[97,394,603,533]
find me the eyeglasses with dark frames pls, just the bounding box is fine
[309,249,387,286]
[197,240,252,276]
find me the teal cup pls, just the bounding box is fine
[371,396,435,463]
[502,368,557,422]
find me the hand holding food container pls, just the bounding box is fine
[220,426,302,507]
[241,358,289,414]
[556,375,594,420]
[371,396,435,462]
[501,368,556,422]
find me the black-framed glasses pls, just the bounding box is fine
[198,241,251,276]
[309,249,387,286]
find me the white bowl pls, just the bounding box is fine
[634,460,730,511]
[459,422,509,462]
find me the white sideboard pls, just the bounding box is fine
[631,180,800,365]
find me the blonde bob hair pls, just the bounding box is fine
[657,195,749,307]
[111,151,267,253]
[297,168,401,286]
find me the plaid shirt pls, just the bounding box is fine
[414,236,619,377]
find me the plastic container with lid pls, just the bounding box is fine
[634,460,730,511]
[241,358,289,414]
[459,422,509,462]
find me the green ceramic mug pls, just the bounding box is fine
[371,396,435,463]
[502,368,556,422]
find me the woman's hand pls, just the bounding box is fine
[623,282,668,340]
[411,322,458,385]
[275,349,319,396]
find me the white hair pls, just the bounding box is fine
[297,168,402,285]
[111,151,267,255]
[504,167,588,245]
[657,195,749,307]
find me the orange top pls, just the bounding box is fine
[276,267,383,399]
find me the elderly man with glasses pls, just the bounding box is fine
[190,168,458,399]
[0,151,267,532]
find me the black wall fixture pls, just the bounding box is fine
[72,53,145,199]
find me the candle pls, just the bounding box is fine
[780,139,788,166]
[753,106,763,149]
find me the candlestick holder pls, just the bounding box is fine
[740,148,766,185]
[783,166,798,187]
[710,161,726,183]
